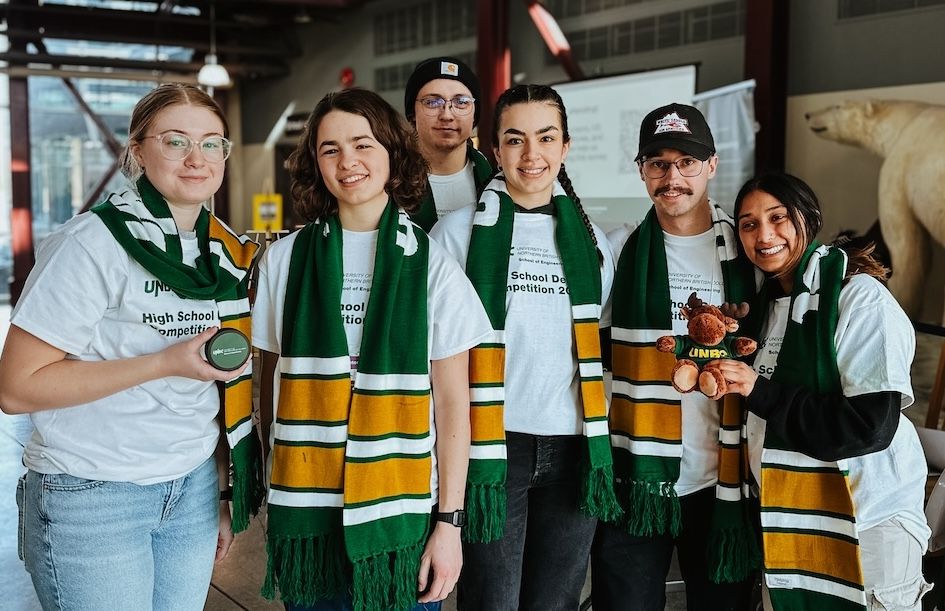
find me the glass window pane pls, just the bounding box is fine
[657,12,683,49]
[634,17,655,53]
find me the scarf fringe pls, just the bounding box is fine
[230,434,264,533]
[621,480,681,537]
[262,532,347,606]
[707,520,761,584]
[580,464,624,523]
[351,543,424,611]
[463,482,506,543]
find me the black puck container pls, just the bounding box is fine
[203,328,251,371]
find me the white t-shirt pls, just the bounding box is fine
[13,213,222,485]
[252,225,493,497]
[428,161,478,220]
[431,205,615,436]
[749,274,930,546]
[608,222,727,496]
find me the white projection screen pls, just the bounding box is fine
[553,65,696,230]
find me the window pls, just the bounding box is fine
[552,0,746,64]
[840,0,945,18]
[374,1,474,55]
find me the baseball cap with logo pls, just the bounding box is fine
[635,103,715,162]
[404,56,481,126]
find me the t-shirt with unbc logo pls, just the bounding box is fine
[12,212,223,485]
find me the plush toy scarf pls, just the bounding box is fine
[758,242,865,611]
[462,175,621,543]
[412,143,493,232]
[92,175,262,532]
[262,204,434,611]
[610,204,759,582]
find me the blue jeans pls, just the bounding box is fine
[590,486,756,611]
[285,596,441,611]
[458,432,598,611]
[18,455,219,610]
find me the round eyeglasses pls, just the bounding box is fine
[142,132,232,163]
[416,95,476,117]
[640,157,704,179]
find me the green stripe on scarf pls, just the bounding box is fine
[611,204,759,582]
[412,143,493,232]
[758,243,866,611]
[91,175,263,532]
[264,204,433,611]
[463,176,621,543]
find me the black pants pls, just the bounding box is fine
[590,486,755,611]
[458,432,598,611]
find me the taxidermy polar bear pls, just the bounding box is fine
[806,99,945,317]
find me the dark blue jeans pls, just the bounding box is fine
[590,486,755,611]
[458,431,598,611]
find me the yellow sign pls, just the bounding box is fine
[252,193,283,232]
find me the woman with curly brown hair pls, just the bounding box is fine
[251,88,491,611]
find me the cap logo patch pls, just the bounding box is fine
[440,61,459,76]
[653,112,691,135]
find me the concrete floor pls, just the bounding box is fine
[1,309,939,610]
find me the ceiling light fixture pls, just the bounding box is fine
[197,1,231,90]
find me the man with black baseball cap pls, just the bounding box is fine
[403,56,493,231]
[592,102,758,611]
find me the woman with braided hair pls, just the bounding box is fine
[430,83,620,611]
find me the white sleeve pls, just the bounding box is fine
[834,275,915,407]
[606,222,637,266]
[427,240,492,361]
[11,231,114,356]
[428,205,474,270]
[251,238,290,354]
[593,223,615,328]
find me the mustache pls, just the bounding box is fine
[655,185,694,197]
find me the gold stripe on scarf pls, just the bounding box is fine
[574,321,601,357]
[610,400,682,441]
[613,344,676,381]
[278,379,352,423]
[271,445,346,490]
[762,469,856,515]
[470,346,505,385]
[345,456,433,504]
[348,394,430,437]
[764,532,863,584]
[210,217,257,270]
[471,406,505,443]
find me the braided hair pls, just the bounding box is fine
[492,84,602,260]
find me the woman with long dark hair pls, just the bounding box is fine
[430,84,620,610]
[715,172,931,610]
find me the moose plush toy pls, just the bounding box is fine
[656,292,757,400]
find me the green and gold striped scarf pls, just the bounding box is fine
[759,243,865,611]
[262,204,434,611]
[92,175,262,532]
[610,204,759,582]
[463,176,621,543]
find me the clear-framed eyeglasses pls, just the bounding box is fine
[640,156,704,179]
[417,95,476,116]
[142,132,232,163]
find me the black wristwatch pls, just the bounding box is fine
[434,509,466,527]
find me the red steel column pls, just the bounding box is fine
[476,0,510,163]
[744,0,789,173]
[9,74,34,305]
